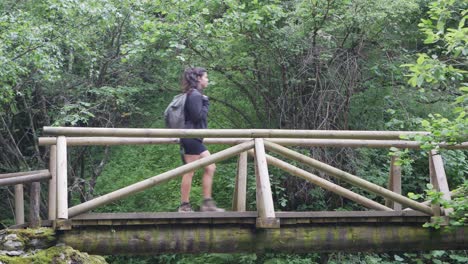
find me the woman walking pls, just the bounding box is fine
[178,67,224,212]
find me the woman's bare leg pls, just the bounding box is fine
[199,150,216,199]
[180,154,201,203]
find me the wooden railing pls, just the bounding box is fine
[21,127,466,229]
[0,170,52,227]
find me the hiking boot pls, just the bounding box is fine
[201,198,225,212]
[178,202,194,212]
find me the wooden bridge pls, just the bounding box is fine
[1,127,467,254]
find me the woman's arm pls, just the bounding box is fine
[186,91,209,122]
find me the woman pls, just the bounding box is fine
[178,67,224,212]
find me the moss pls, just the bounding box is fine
[2,228,56,251]
[11,228,55,240]
[0,245,107,264]
[4,228,55,245]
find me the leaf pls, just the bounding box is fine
[417,55,426,64]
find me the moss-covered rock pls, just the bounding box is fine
[1,228,55,252]
[0,228,107,264]
[0,245,108,264]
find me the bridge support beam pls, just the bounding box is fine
[59,224,467,254]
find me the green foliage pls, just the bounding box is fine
[398,0,467,230]
[1,0,467,263]
[402,53,465,88]
[403,250,468,264]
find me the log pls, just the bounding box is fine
[430,151,451,201]
[38,137,468,149]
[42,127,428,140]
[253,139,278,228]
[29,182,41,228]
[68,140,255,217]
[0,172,51,186]
[232,152,248,211]
[57,136,68,219]
[59,225,468,254]
[0,169,49,179]
[14,184,24,225]
[263,140,433,215]
[49,145,57,220]
[386,156,402,210]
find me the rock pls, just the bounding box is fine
[0,245,108,263]
[4,234,18,240]
[3,239,23,251]
[5,250,24,256]
[29,238,48,249]
[0,228,107,263]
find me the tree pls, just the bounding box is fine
[401,0,467,228]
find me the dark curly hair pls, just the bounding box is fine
[181,67,207,93]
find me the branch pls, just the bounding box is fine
[209,97,254,127]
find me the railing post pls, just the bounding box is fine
[429,150,452,216]
[14,184,24,225]
[48,145,57,220]
[386,155,402,210]
[232,152,248,211]
[254,139,279,228]
[429,152,441,216]
[56,136,68,220]
[29,182,41,228]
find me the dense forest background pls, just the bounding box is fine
[0,0,466,263]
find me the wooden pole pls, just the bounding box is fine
[38,137,468,149]
[232,152,248,211]
[430,150,451,202]
[254,155,261,216]
[254,139,278,228]
[253,151,393,211]
[429,154,441,216]
[43,127,428,140]
[429,150,453,216]
[29,182,41,228]
[14,184,24,225]
[68,140,255,217]
[48,145,57,220]
[56,136,68,219]
[263,140,433,215]
[0,172,51,186]
[0,169,49,179]
[386,156,402,210]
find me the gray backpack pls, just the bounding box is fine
[164,93,187,128]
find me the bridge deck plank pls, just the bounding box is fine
[68,211,430,226]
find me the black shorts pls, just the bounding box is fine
[180,138,207,155]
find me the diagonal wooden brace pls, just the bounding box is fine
[253,139,279,228]
[263,140,433,215]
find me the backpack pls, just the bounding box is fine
[164,93,187,128]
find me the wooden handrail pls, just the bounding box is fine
[38,137,468,149]
[0,169,49,179]
[42,127,429,139]
[0,171,51,186]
